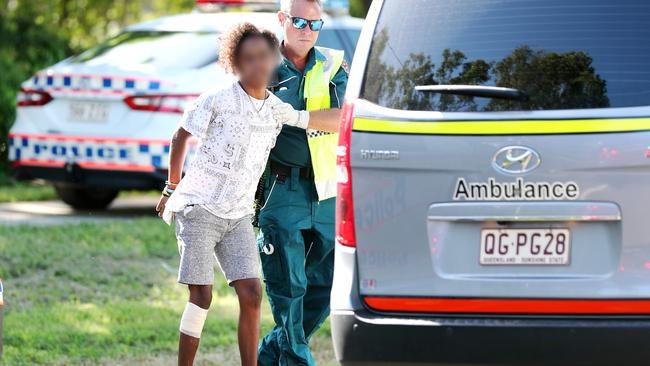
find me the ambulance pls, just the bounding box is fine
[8,0,361,209]
[331,0,650,365]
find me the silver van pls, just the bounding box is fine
[331,0,650,365]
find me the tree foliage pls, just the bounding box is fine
[349,0,371,18]
[487,46,609,111]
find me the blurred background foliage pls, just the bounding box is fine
[0,0,370,182]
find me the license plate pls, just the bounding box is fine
[68,102,109,123]
[480,228,571,266]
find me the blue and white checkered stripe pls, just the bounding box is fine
[8,134,196,170]
[25,73,168,94]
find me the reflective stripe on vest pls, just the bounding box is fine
[304,46,344,200]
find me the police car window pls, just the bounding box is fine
[71,31,219,70]
[361,0,650,112]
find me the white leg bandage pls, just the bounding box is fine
[179,302,209,338]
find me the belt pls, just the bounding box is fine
[270,161,314,180]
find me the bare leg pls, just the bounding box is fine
[178,284,212,366]
[232,278,263,366]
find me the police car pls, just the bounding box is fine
[332,0,650,365]
[8,0,361,209]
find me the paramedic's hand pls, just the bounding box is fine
[272,102,309,129]
[155,195,169,218]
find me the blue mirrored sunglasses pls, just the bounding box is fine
[285,13,324,31]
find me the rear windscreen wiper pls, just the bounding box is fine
[415,84,528,101]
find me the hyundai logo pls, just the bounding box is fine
[492,146,541,175]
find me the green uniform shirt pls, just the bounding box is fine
[269,46,349,168]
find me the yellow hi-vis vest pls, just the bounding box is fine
[303,46,345,201]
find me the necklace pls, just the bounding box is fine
[248,92,267,113]
[240,83,268,116]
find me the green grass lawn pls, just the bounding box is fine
[0,181,57,203]
[0,219,336,365]
[0,179,160,204]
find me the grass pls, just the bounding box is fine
[0,178,159,203]
[0,219,336,365]
[0,180,57,203]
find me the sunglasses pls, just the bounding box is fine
[284,13,324,32]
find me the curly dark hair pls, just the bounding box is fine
[218,22,279,74]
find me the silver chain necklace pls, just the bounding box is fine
[241,84,268,116]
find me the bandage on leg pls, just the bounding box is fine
[179,302,209,338]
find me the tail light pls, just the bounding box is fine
[336,98,356,247]
[17,88,53,107]
[124,94,198,114]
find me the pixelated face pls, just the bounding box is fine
[234,36,278,88]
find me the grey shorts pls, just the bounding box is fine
[175,205,260,285]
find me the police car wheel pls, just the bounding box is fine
[54,185,119,210]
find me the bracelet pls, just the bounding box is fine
[165,180,179,187]
[162,186,175,197]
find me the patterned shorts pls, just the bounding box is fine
[175,205,260,285]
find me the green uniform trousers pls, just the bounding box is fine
[257,170,335,366]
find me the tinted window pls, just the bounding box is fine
[361,0,650,112]
[71,31,219,70]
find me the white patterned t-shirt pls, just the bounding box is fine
[163,82,285,223]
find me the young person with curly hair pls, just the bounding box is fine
[154,22,322,366]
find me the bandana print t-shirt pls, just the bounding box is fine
[163,82,284,223]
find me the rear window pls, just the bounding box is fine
[361,0,650,112]
[71,31,219,70]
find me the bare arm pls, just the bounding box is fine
[155,126,192,216]
[304,62,348,133]
[307,108,342,133]
[167,127,192,185]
